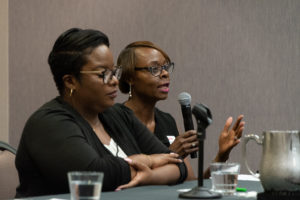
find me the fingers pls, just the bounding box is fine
[117,158,148,190]
[181,130,197,138]
[128,158,148,171]
[232,115,244,131]
[233,115,245,139]
[223,115,245,134]
[166,157,183,164]
[116,179,139,190]
[170,152,182,157]
[177,131,197,144]
[187,147,198,154]
[236,123,245,139]
[223,116,233,132]
[163,153,183,164]
[182,143,198,154]
[184,134,198,143]
[171,131,199,158]
[191,142,197,148]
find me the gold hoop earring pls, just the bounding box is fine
[70,88,74,97]
[129,84,132,99]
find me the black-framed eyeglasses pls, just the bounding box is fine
[134,62,174,77]
[80,67,122,84]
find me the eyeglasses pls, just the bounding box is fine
[80,67,122,84]
[134,62,174,77]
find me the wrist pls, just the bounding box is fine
[146,155,153,168]
[214,152,229,162]
[129,166,137,180]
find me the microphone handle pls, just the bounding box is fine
[181,105,197,158]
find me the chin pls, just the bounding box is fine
[156,94,168,101]
[106,101,115,108]
[100,100,115,110]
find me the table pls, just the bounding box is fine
[16,179,264,200]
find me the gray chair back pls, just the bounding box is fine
[0,142,18,200]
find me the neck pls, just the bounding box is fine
[62,95,101,128]
[124,95,157,127]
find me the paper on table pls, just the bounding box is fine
[177,188,192,192]
[49,199,67,200]
[15,199,67,200]
[238,174,260,181]
[235,191,258,198]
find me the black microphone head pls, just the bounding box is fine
[178,92,191,106]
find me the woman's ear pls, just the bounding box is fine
[128,78,134,86]
[62,74,77,91]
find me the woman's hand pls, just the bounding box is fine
[116,158,153,190]
[215,115,245,162]
[128,153,182,169]
[169,130,198,158]
[149,153,182,168]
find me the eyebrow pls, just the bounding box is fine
[96,64,116,69]
[148,60,167,66]
[87,66,107,71]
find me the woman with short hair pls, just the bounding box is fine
[15,29,187,198]
[117,41,245,179]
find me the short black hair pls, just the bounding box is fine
[48,28,110,95]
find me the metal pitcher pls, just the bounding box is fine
[243,130,300,191]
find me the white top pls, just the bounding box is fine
[104,138,127,159]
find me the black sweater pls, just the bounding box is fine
[15,97,187,197]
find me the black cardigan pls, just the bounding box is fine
[15,97,187,197]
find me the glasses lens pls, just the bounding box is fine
[103,70,112,84]
[114,68,122,80]
[166,63,174,74]
[151,66,161,76]
[151,63,174,76]
[103,68,122,84]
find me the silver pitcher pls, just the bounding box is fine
[243,130,300,191]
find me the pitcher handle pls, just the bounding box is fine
[242,134,263,177]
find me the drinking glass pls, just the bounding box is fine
[68,171,104,200]
[210,162,240,195]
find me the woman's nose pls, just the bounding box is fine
[108,75,118,86]
[160,68,169,79]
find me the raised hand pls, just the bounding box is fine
[169,130,198,158]
[215,115,245,162]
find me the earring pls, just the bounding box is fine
[70,88,74,97]
[129,84,132,99]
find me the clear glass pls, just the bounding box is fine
[210,162,240,195]
[68,171,104,200]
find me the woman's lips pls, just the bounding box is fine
[158,83,170,93]
[107,90,118,98]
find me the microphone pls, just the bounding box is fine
[178,92,197,158]
[179,103,221,199]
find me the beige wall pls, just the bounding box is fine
[0,0,9,143]
[9,0,300,174]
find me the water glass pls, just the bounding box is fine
[210,162,240,195]
[68,171,104,200]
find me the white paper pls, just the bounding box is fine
[177,188,192,192]
[238,174,260,181]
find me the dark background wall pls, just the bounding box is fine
[9,0,300,174]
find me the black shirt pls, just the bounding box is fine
[116,104,179,147]
[15,97,187,197]
[153,107,179,147]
